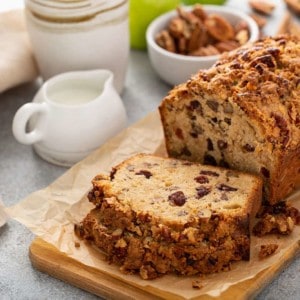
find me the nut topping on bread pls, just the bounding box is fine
[159,35,300,204]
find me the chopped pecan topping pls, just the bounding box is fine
[271,112,290,147]
[250,54,276,68]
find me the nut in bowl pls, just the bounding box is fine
[146,5,259,86]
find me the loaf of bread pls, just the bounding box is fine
[75,153,262,279]
[159,35,300,205]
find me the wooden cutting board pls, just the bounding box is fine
[29,237,300,300]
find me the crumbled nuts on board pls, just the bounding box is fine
[259,244,279,259]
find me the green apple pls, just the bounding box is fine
[181,0,226,4]
[130,0,180,50]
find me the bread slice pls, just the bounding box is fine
[159,35,300,204]
[76,153,262,279]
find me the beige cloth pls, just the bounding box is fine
[0,197,8,227]
[0,9,38,93]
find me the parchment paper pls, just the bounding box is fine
[6,110,300,299]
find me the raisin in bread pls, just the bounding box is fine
[75,153,262,279]
[159,35,300,205]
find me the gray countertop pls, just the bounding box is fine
[1,1,300,299]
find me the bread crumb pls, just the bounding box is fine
[192,280,204,289]
[259,244,278,259]
[253,202,300,236]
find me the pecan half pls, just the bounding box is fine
[249,0,275,15]
[155,30,176,52]
[204,14,235,41]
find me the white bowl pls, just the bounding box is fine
[146,5,259,86]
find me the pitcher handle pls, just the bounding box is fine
[12,103,47,145]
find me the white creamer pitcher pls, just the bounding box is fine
[12,69,127,167]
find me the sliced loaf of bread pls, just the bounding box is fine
[75,153,262,279]
[159,35,300,204]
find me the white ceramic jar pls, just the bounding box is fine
[12,69,127,167]
[25,0,129,94]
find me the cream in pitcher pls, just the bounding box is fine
[24,0,129,94]
[12,70,127,167]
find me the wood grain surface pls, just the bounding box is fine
[29,238,300,300]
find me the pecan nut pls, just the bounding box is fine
[155,30,176,53]
[249,0,275,15]
[204,14,235,41]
